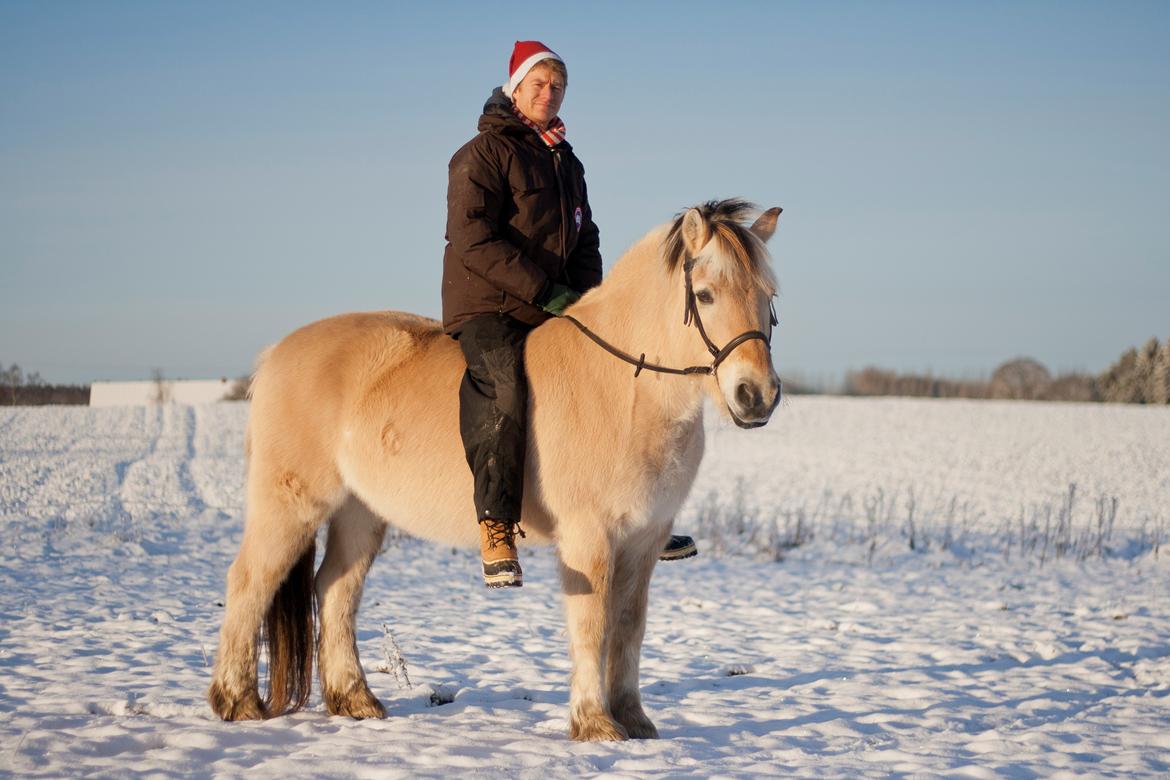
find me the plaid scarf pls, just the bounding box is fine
[511,103,566,148]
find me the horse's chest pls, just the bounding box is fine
[633,418,703,488]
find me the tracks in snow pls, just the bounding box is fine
[117,405,207,521]
[0,405,245,558]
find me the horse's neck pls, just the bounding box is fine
[563,232,706,424]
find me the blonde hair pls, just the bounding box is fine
[527,58,568,87]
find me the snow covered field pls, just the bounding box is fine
[1,397,1168,777]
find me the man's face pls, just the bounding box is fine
[512,64,565,129]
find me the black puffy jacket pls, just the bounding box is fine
[441,88,602,334]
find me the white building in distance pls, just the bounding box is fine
[90,378,243,407]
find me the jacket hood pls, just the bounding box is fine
[477,87,570,149]
[478,87,527,135]
[483,86,514,117]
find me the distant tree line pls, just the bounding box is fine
[6,336,1168,407]
[0,363,90,406]
[0,363,254,406]
[844,335,1170,404]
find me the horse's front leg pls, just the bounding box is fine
[605,539,661,739]
[557,519,627,741]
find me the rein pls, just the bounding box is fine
[561,259,778,378]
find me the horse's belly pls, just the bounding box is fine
[336,404,478,546]
[335,359,555,548]
[339,442,554,548]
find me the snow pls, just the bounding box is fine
[1,397,1168,777]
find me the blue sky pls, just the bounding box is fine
[2,1,1168,384]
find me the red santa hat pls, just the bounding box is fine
[504,40,564,98]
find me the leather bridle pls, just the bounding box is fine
[561,256,778,378]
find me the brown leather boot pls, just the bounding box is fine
[479,518,523,588]
[659,534,698,561]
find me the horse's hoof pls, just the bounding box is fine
[570,713,629,742]
[208,681,265,721]
[609,696,659,739]
[324,683,386,719]
[615,712,659,739]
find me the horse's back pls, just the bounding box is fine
[247,310,488,544]
[252,310,449,408]
[247,312,448,469]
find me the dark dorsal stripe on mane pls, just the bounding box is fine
[662,199,774,291]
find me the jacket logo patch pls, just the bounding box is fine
[574,206,583,231]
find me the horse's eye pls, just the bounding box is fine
[696,290,715,305]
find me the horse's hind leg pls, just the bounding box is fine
[557,517,628,741]
[316,497,387,719]
[208,464,340,720]
[605,539,661,739]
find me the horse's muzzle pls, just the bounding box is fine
[729,378,781,428]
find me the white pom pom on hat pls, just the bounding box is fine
[503,40,564,98]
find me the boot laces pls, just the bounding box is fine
[480,518,526,548]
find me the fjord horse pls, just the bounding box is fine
[208,199,782,740]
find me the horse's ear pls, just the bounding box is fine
[681,208,710,255]
[750,207,782,243]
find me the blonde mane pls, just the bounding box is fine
[662,198,777,293]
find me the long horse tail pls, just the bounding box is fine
[263,540,317,716]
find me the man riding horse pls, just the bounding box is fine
[443,41,696,587]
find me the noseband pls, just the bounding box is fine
[562,257,777,378]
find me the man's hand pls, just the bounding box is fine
[539,283,582,316]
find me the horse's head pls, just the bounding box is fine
[665,200,782,428]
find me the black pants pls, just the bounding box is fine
[455,314,535,522]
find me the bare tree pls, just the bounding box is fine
[151,368,171,404]
[989,358,1052,400]
[1141,336,1170,406]
[221,375,252,402]
[1097,337,1170,404]
[1132,337,1160,404]
[1151,338,1170,405]
[845,366,896,396]
[1040,373,1099,402]
[2,363,22,405]
[1101,347,1143,403]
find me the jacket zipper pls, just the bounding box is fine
[552,148,568,278]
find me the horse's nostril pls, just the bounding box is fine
[736,381,762,410]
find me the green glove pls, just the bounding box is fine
[540,283,582,316]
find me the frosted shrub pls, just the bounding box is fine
[375,623,412,689]
[692,479,813,561]
[684,480,1156,565]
